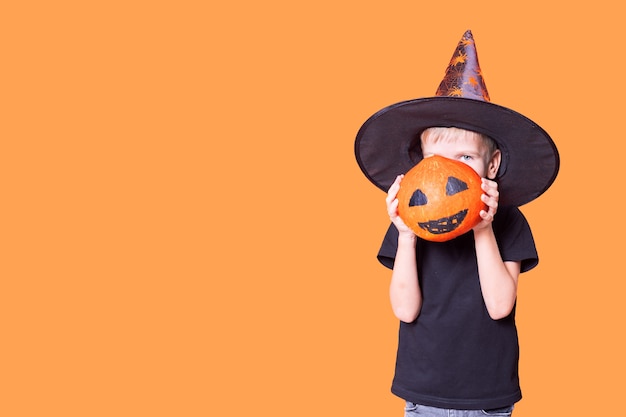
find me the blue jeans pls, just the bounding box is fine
[404,402,514,417]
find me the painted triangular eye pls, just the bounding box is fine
[446,176,469,196]
[409,189,428,207]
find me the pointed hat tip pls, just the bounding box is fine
[435,29,490,101]
[461,29,474,43]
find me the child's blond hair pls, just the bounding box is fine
[421,127,498,163]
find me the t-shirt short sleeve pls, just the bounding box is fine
[377,223,399,270]
[492,206,539,273]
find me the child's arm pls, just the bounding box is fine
[473,178,520,320]
[386,175,422,323]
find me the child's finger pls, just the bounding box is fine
[386,175,404,204]
[481,179,499,201]
[388,198,399,217]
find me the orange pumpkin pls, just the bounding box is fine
[397,155,487,242]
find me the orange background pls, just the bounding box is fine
[1,1,623,416]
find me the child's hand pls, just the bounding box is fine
[386,175,415,237]
[474,178,499,231]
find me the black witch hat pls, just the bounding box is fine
[355,30,559,207]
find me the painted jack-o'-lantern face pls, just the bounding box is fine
[397,155,487,242]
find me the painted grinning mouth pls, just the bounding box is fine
[418,209,468,235]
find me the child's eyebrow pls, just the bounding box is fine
[455,149,482,156]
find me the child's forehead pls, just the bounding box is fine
[421,128,483,143]
[421,132,486,150]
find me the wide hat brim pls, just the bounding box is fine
[354,96,560,207]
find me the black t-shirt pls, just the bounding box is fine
[378,206,538,410]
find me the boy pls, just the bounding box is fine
[354,31,559,416]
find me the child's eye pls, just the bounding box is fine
[461,155,472,161]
